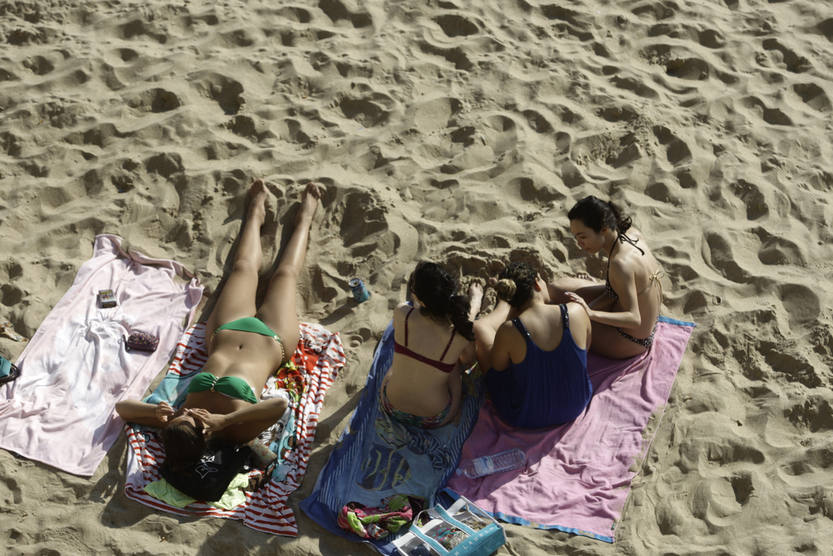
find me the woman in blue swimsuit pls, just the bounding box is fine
[474,262,593,428]
[116,179,322,469]
[546,196,665,359]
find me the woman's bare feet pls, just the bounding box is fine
[247,179,269,226]
[296,182,322,226]
[468,281,484,321]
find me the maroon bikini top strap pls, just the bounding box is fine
[404,306,415,346]
[438,328,456,361]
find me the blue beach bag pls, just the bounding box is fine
[392,496,506,556]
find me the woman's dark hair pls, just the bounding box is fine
[567,195,632,234]
[495,262,538,308]
[409,261,475,341]
[162,420,206,470]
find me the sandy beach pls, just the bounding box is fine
[2,0,832,553]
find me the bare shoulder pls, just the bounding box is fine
[565,301,590,324]
[496,319,520,339]
[610,251,638,276]
[393,302,412,321]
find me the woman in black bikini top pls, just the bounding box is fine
[549,195,665,359]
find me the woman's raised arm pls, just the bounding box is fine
[115,399,174,427]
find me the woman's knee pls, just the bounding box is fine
[232,258,260,276]
[271,265,300,282]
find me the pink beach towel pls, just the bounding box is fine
[0,234,202,476]
[445,317,694,542]
[123,321,345,536]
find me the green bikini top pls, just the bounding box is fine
[215,317,279,339]
[187,372,258,404]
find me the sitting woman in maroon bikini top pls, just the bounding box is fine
[380,261,479,429]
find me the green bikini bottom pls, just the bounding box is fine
[214,316,288,363]
[187,372,258,404]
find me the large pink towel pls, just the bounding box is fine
[0,235,203,476]
[445,317,694,542]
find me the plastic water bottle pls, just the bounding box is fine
[456,448,526,479]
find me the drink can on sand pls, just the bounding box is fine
[349,278,370,303]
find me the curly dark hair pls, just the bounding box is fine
[495,262,539,308]
[567,195,632,234]
[408,261,475,341]
[161,419,206,470]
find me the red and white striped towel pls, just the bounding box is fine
[123,321,345,536]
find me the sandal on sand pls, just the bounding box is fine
[0,355,21,385]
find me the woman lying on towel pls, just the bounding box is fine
[380,261,479,429]
[116,179,321,470]
[474,262,593,429]
[549,196,665,359]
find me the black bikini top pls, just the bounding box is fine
[394,307,456,373]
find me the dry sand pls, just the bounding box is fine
[2,0,833,554]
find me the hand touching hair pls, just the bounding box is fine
[495,262,538,308]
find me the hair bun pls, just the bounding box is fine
[495,279,517,302]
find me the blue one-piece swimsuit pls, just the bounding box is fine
[485,304,592,429]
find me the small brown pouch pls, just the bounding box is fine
[125,331,159,353]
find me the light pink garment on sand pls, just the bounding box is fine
[0,234,202,476]
[446,318,693,542]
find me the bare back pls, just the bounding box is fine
[384,303,469,417]
[607,227,664,338]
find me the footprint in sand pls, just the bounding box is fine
[22,55,54,75]
[144,152,184,180]
[762,38,812,73]
[652,125,693,165]
[793,83,831,112]
[126,87,182,113]
[337,91,395,127]
[433,14,479,37]
[645,181,682,205]
[522,109,554,133]
[419,41,473,71]
[631,0,678,21]
[741,96,793,126]
[729,179,768,220]
[510,176,565,203]
[119,18,167,43]
[776,283,819,328]
[318,0,372,28]
[274,7,310,23]
[818,17,833,41]
[188,71,245,115]
[338,189,388,248]
[752,227,806,266]
[63,123,126,150]
[411,97,461,132]
[760,340,820,388]
[785,396,833,433]
[226,115,274,142]
[690,478,743,521]
[276,118,315,147]
[703,232,751,284]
